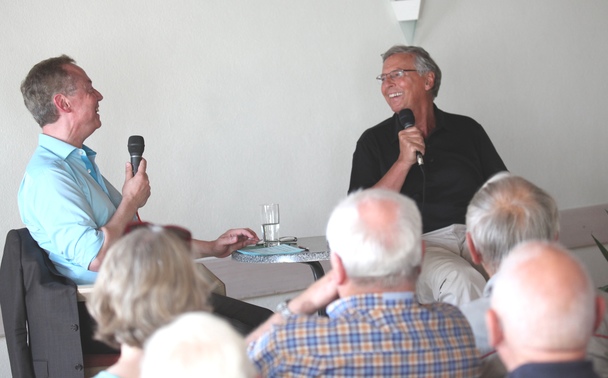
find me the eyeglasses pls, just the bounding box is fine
[124,221,192,243]
[376,69,418,83]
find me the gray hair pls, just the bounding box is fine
[491,241,596,350]
[20,55,78,127]
[466,172,559,273]
[326,189,422,287]
[382,45,442,98]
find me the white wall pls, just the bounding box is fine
[1,0,607,358]
[416,0,608,209]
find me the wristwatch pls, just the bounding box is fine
[276,300,294,318]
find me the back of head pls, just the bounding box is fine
[381,45,442,98]
[88,227,212,349]
[466,172,559,273]
[141,312,257,378]
[326,189,422,287]
[491,241,596,353]
[21,55,77,127]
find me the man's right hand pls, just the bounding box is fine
[122,158,151,209]
[397,127,425,167]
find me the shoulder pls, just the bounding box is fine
[459,296,490,317]
[436,107,484,133]
[357,115,396,143]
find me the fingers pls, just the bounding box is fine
[137,158,147,174]
[125,162,134,180]
[224,228,259,242]
[398,128,425,162]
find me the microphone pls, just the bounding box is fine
[127,135,145,175]
[398,109,424,166]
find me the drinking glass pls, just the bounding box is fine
[260,203,280,246]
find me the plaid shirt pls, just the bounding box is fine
[248,292,480,377]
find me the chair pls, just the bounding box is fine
[0,228,117,378]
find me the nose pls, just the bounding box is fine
[95,89,103,101]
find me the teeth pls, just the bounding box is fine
[389,92,402,98]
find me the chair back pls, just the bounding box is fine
[0,228,85,378]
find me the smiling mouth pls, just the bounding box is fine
[388,92,403,98]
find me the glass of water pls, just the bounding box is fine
[260,203,280,246]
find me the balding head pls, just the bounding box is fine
[466,172,559,275]
[488,241,603,369]
[326,189,422,287]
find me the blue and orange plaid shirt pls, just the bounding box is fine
[248,292,480,377]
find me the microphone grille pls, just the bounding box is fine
[128,135,145,154]
[398,109,415,129]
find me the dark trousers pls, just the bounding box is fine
[210,292,274,335]
[79,294,273,353]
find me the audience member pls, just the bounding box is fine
[488,241,605,377]
[18,55,272,337]
[348,45,506,305]
[460,172,558,376]
[87,224,212,378]
[460,172,608,377]
[247,189,479,377]
[141,312,257,378]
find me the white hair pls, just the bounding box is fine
[491,241,596,351]
[326,189,422,286]
[141,312,257,378]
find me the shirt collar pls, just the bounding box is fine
[483,275,497,298]
[326,291,415,318]
[39,134,97,161]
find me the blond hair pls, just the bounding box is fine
[87,227,212,348]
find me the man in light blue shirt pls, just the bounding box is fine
[18,56,273,336]
[19,55,151,284]
[19,134,126,284]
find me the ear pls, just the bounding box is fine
[466,232,483,265]
[330,252,347,285]
[593,294,606,332]
[486,308,504,348]
[424,72,435,91]
[53,93,71,113]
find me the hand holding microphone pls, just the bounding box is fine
[398,109,424,166]
[125,135,151,215]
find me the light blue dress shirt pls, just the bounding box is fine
[18,134,123,284]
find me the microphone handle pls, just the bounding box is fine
[131,154,142,175]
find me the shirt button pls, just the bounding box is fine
[88,169,91,173]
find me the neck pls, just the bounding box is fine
[106,344,143,378]
[500,345,587,372]
[42,121,84,148]
[411,102,435,139]
[339,279,416,297]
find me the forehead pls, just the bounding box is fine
[382,53,414,71]
[63,63,92,86]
